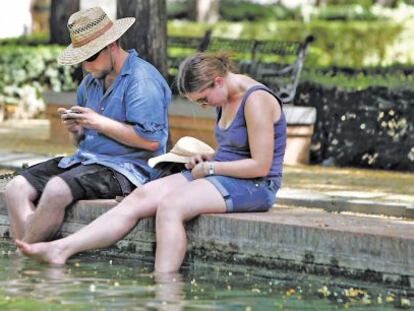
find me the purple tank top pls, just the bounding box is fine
[213,85,287,183]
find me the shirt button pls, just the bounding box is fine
[101,107,104,111]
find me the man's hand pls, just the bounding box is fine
[58,107,83,134]
[62,106,106,131]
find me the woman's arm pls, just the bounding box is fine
[192,91,281,179]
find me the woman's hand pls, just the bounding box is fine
[185,154,211,170]
[191,161,206,179]
[191,161,217,180]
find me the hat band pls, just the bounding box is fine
[72,20,113,48]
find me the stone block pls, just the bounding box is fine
[0,189,414,282]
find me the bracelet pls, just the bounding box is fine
[207,162,215,176]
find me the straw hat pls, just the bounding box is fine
[148,137,215,168]
[58,7,135,65]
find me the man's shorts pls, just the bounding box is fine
[181,171,279,213]
[20,157,135,203]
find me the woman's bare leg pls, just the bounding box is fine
[155,179,226,273]
[15,174,189,264]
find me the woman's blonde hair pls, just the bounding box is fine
[176,52,236,96]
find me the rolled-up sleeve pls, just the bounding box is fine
[125,78,168,142]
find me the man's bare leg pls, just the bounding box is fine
[16,174,188,264]
[23,177,73,243]
[5,176,38,240]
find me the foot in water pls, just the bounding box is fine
[14,240,68,265]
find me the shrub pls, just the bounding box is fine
[168,20,404,68]
[301,67,414,91]
[313,4,378,21]
[0,33,49,46]
[0,45,77,118]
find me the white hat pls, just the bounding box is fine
[58,7,135,65]
[148,136,215,168]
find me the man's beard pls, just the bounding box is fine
[91,68,112,79]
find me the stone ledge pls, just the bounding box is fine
[0,191,413,285]
[277,188,414,219]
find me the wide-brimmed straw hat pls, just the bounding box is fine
[58,7,135,65]
[148,137,215,168]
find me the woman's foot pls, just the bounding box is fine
[14,240,68,265]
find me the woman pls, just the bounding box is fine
[16,53,286,273]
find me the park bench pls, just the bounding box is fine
[168,30,314,103]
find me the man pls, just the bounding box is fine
[5,7,171,243]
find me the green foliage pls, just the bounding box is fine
[168,20,404,68]
[0,33,49,46]
[167,0,300,21]
[301,68,414,91]
[168,20,412,91]
[167,0,195,20]
[314,4,378,21]
[0,45,77,108]
[327,0,374,8]
[219,0,300,21]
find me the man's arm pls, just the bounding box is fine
[63,107,159,151]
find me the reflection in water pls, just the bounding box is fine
[0,241,412,310]
[152,272,185,310]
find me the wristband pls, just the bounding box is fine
[207,162,215,176]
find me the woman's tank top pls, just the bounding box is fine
[213,85,287,184]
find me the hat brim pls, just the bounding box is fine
[57,17,135,66]
[148,153,190,168]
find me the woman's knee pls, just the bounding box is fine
[124,185,158,208]
[156,196,185,226]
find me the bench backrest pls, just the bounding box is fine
[168,31,314,104]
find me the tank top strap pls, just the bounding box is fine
[239,85,284,111]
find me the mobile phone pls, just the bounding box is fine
[63,109,80,120]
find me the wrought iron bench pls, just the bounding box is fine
[168,30,314,103]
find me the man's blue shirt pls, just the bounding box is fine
[59,50,171,186]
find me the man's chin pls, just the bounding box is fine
[91,72,105,79]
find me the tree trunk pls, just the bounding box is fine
[49,0,80,45]
[117,0,168,78]
[196,0,219,24]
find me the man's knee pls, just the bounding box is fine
[5,176,37,201]
[42,177,73,203]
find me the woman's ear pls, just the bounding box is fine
[213,76,224,88]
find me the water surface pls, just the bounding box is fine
[0,241,411,310]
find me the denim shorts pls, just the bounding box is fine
[181,171,279,213]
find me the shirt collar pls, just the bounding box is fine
[120,49,138,77]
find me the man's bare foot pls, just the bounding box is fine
[14,240,68,265]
